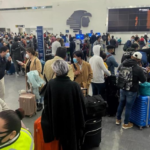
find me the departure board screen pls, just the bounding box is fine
[108,8,150,32]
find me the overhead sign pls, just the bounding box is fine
[15,25,25,28]
[37,26,44,60]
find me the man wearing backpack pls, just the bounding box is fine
[116,52,146,129]
[11,37,22,77]
[121,43,138,63]
[123,36,135,51]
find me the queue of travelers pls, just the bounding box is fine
[0,31,150,150]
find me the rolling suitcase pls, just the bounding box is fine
[82,118,102,149]
[19,93,36,117]
[19,77,37,117]
[34,117,62,150]
[130,96,150,129]
[105,76,119,116]
[7,63,15,75]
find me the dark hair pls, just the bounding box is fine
[135,37,139,41]
[22,36,24,39]
[112,36,114,39]
[101,52,107,60]
[56,47,67,58]
[131,43,138,49]
[14,37,18,42]
[0,39,3,43]
[0,46,8,53]
[18,37,21,41]
[73,51,83,59]
[0,110,21,134]
[15,108,25,120]
[26,48,35,56]
[97,36,101,40]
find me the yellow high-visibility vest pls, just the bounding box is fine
[0,128,34,150]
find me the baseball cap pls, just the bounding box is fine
[56,35,61,39]
[132,52,142,60]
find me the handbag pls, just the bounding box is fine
[40,73,54,96]
[139,82,150,96]
[84,95,107,118]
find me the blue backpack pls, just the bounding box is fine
[139,51,148,67]
[123,40,131,51]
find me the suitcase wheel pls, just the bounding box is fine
[139,126,143,130]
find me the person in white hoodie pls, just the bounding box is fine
[89,45,111,96]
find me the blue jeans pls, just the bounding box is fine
[91,83,105,96]
[117,89,137,124]
[36,97,44,104]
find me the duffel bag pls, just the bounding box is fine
[84,95,107,118]
[139,82,150,96]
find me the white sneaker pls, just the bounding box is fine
[15,73,19,77]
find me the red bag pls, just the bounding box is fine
[34,117,62,150]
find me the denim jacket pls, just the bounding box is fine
[106,52,118,75]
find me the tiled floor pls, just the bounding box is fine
[4,45,150,150]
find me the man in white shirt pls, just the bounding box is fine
[89,45,111,96]
[52,35,61,55]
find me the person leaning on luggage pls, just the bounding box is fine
[41,60,85,150]
[43,47,74,81]
[116,52,146,129]
[18,48,43,111]
[0,46,11,101]
[0,110,34,150]
[72,50,93,92]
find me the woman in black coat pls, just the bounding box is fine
[41,60,85,150]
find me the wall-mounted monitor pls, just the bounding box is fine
[108,7,150,32]
[96,32,101,36]
[76,34,84,40]
[87,33,92,37]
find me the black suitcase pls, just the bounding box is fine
[82,118,102,149]
[105,76,119,116]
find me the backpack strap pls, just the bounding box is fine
[73,63,77,71]
[107,54,112,58]
[34,58,37,68]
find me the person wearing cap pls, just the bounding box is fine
[106,45,118,75]
[121,43,139,63]
[52,35,61,56]
[116,52,146,129]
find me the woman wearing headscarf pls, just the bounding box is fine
[41,60,85,150]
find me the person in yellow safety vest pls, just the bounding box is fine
[0,110,34,150]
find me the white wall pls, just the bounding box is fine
[0,0,150,42]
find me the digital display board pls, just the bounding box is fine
[108,7,150,32]
[76,34,84,40]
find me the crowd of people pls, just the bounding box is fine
[0,31,150,150]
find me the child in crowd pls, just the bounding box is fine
[101,52,108,69]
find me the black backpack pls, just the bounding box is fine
[84,95,107,118]
[117,65,135,91]
[121,51,134,63]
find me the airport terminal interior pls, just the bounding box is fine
[1,0,150,150]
